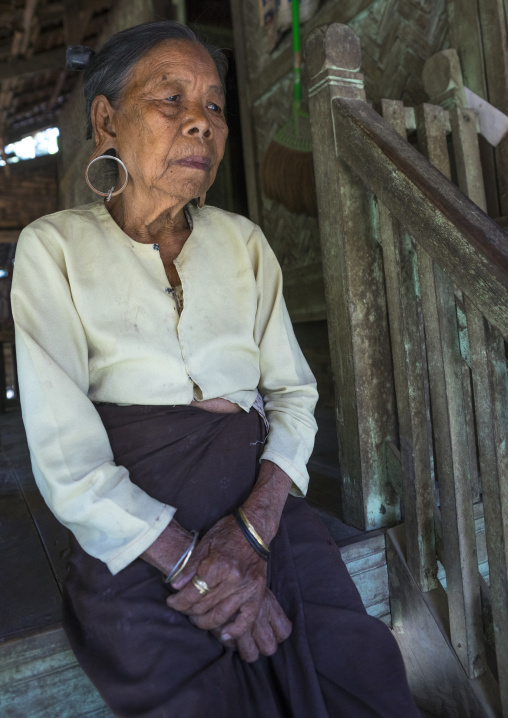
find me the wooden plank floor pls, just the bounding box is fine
[0,409,112,717]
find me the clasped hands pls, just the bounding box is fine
[166,514,292,663]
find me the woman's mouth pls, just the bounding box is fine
[175,156,211,170]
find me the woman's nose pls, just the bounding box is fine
[182,106,211,138]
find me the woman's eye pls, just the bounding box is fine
[166,94,180,102]
[207,102,222,113]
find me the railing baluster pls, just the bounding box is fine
[377,99,437,592]
[450,101,508,714]
[415,103,486,678]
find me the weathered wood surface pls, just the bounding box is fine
[1,411,70,588]
[446,0,487,100]
[476,0,508,217]
[387,524,502,718]
[229,0,263,225]
[415,102,485,678]
[0,427,62,639]
[377,99,437,592]
[306,24,399,530]
[329,95,508,339]
[0,627,113,717]
[423,47,500,219]
[449,88,508,714]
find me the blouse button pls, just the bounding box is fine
[153,244,159,251]
[165,287,173,294]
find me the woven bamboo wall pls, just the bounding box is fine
[241,0,450,282]
[57,0,155,210]
[0,155,57,229]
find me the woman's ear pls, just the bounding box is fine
[90,95,117,148]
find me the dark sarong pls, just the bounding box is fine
[62,405,420,718]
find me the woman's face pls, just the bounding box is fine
[110,40,228,203]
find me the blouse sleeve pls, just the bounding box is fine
[11,225,175,575]
[247,226,319,496]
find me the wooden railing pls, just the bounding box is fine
[306,23,508,716]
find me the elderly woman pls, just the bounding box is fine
[12,21,420,718]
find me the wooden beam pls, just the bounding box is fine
[446,0,487,99]
[0,231,20,244]
[6,112,60,143]
[229,0,263,224]
[0,48,65,82]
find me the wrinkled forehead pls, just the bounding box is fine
[122,39,224,98]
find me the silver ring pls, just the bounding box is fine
[192,575,211,596]
[85,154,129,200]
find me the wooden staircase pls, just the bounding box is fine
[306,21,508,718]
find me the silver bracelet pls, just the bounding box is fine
[162,530,199,585]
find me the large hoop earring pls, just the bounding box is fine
[85,154,129,201]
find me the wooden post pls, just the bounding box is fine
[229,0,263,225]
[377,99,437,592]
[305,24,399,530]
[416,102,486,678]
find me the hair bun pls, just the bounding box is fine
[66,45,95,70]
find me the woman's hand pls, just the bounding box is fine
[166,514,268,641]
[165,461,293,640]
[235,588,292,662]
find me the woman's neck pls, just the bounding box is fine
[106,189,192,246]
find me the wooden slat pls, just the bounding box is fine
[450,95,508,715]
[0,48,64,82]
[229,0,263,224]
[329,95,508,339]
[0,627,113,716]
[477,0,508,216]
[461,359,481,503]
[377,99,437,592]
[1,411,70,588]
[446,0,488,100]
[387,524,502,718]
[414,102,486,679]
[423,47,501,219]
[467,310,508,710]
[306,24,399,530]
[0,459,62,640]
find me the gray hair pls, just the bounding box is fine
[83,21,228,140]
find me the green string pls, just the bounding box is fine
[292,0,301,109]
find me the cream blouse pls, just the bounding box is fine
[11,201,318,574]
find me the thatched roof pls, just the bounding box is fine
[0,0,116,146]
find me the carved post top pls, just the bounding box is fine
[304,23,365,101]
[422,49,466,109]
